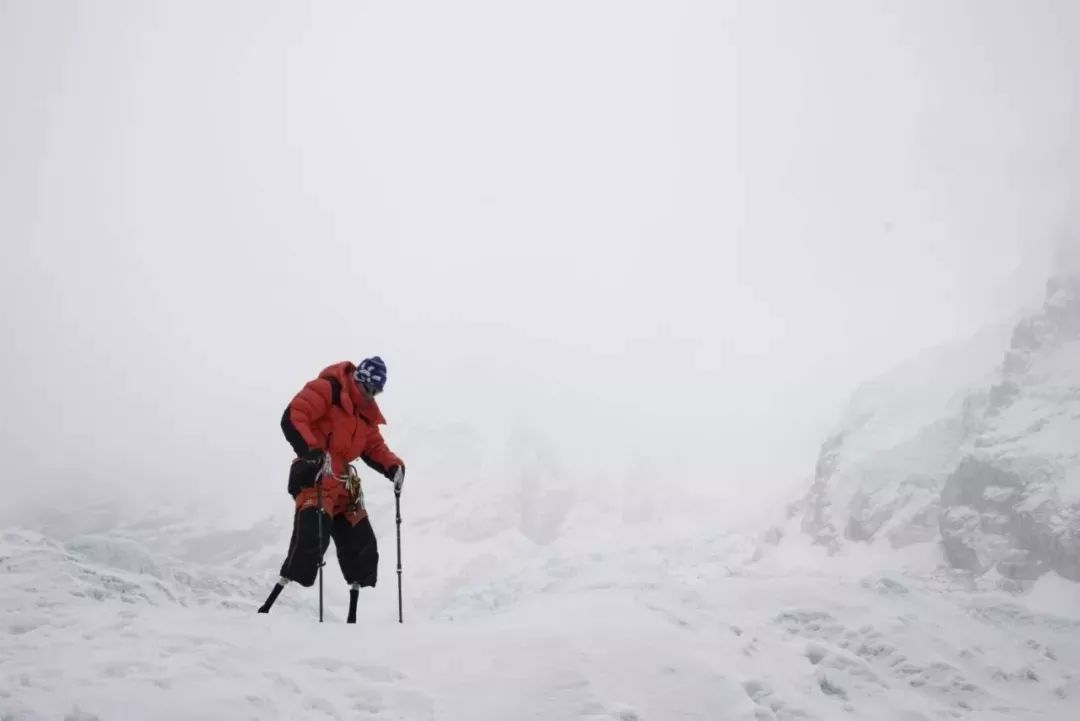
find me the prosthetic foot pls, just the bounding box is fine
[257,577,290,613]
[347,583,360,624]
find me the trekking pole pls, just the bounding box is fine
[395,487,403,624]
[316,453,330,624]
[317,481,324,623]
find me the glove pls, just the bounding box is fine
[301,448,326,467]
[388,464,405,493]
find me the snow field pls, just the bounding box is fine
[3,522,1080,720]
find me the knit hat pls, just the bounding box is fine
[354,356,388,395]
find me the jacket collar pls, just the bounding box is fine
[318,361,388,425]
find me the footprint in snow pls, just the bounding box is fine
[300,656,406,683]
[264,671,302,694]
[63,709,101,721]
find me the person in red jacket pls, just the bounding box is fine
[258,356,405,623]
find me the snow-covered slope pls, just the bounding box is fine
[6,252,1079,718]
[4,512,1080,720]
[795,322,1013,551]
[940,268,1080,580]
[794,255,1080,582]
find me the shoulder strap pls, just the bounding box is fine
[325,377,343,408]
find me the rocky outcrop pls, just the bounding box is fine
[792,322,1007,553]
[796,253,1080,581]
[939,269,1080,579]
[940,457,1080,581]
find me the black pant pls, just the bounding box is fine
[279,508,379,588]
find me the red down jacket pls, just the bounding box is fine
[281,361,403,515]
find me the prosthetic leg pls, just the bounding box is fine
[257,577,289,613]
[347,583,360,624]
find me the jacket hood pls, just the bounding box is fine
[317,361,387,425]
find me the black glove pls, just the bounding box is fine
[301,448,326,466]
[387,464,405,492]
[287,449,326,497]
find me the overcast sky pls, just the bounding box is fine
[1,1,1077,527]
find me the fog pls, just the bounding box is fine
[2,1,1077,531]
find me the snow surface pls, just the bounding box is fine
[4,505,1080,721]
